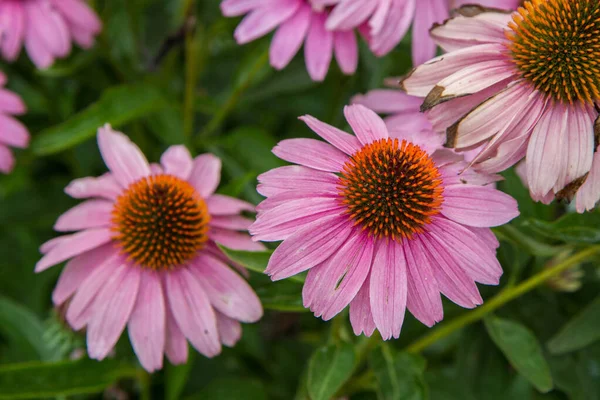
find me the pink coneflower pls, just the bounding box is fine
[220,0,357,81]
[36,125,263,372]
[0,70,28,173]
[0,0,102,69]
[401,1,600,212]
[327,0,520,64]
[251,104,518,339]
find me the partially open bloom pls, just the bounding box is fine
[327,0,520,64]
[36,125,263,372]
[251,105,518,339]
[0,0,102,69]
[401,1,600,212]
[0,71,28,173]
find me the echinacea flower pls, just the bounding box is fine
[0,0,102,69]
[401,1,600,212]
[327,0,521,64]
[36,125,263,372]
[0,70,28,173]
[220,0,357,81]
[251,104,518,339]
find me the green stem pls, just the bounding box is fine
[197,49,269,142]
[405,245,600,354]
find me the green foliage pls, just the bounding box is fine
[370,345,427,400]
[547,295,600,354]
[307,344,356,400]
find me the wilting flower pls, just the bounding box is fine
[401,1,600,212]
[251,104,518,339]
[36,125,263,372]
[0,70,28,173]
[327,0,521,64]
[0,0,102,69]
[220,0,357,81]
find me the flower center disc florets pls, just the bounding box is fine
[112,174,210,270]
[507,0,600,104]
[339,138,443,241]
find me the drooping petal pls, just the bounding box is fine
[160,145,193,180]
[53,200,113,232]
[234,0,300,44]
[334,30,358,75]
[216,312,242,347]
[270,4,311,70]
[411,0,448,65]
[164,305,188,365]
[304,12,334,81]
[188,154,222,198]
[349,276,376,337]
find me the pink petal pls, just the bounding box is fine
[349,276,376,336]
[334,30,358,75]
[188,154,222,198]
[87,266,141,360]
[562,105,595,189]
[343,104,389,145]
[298,115,361,155]
[369,0,415,56]
[165,269,221,358]
[273,138,348,172]
[65,173,122,200]
[0,1,25,61]
[0,144,14,173]
[53,200,113,232]
[352,89,423,114]
[411,0,448,65]
[97,124,150,188]
[265,214,352,280]
[35,228,113,272]
[206,194,254,216]
[221,0,264,16]
[0,88,26,115]
[576,144,600,213]
[210,228,265,251]
[160,145,193,180]
[216,312,242,347]
[49,0,102,34]
[303,232,374,320]
[257,165,340,197]
[304,12,334,81]
[190,254,263,323]
[165,306,188,365]
[210,215,254,231]
[128,270,166,373]
[233,0,300,44]
[52,244,117,305]
[0,114,29,148]
[369,240,408,340]
[326,0,376,30]
[441,184,519,227]
[270,4,311,70]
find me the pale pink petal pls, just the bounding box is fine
[0,144,15,173]
[270,4,311,70]
[40,234,74,255]
[304,12,333,81]
[210,215,254,231]
[303,232,374,320]
[0,1,25,61]
[272,138,348,172]
[188,154,222,198]
[369,0,391,35]
[257,165,340,197]
[299,115,361,155]
[562,106,595,189]
[234,0,300,44]
[441,184,519,227]
[576,145,600,213]
[53,200,113,232]
[334,30,358,75]
[48,0,102,34]
[97,124,151,188]
[210,228,265,251]
[52,244,117,305]
[165,269,221,358]
[411,0,448,65]
[160,145,193,180]
[128,270,165,373]
[221,0,265,16]
[206,194,255,216]
[370,0,415,56]
[0,88,26,114]
[87,266,141,360]
[352,90,423,114]
[35,228,113,272]
[369,240,407,340]
[344,104,389,145]
[190,254,263,323]
[403,237,443,327]
[0,114,29,148]
[349,276,376,336]
[326,0,377,30]
[65,173,122,200]
[216,312,242,347]
[265,214,353,280]
[165,306,188,365]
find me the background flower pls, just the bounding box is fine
[0,0,102,68]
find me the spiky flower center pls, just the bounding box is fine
[112,174,210,270]
[339,138,443,241]
[507,0,600,104]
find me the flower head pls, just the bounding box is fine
[0,70,28,173]
[36,125,263,372]
[0,0,102,68]
[401,0,600,212]
[221,0,357,81]
[251,104,518,339]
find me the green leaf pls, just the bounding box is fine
[370,345,427,400]
[524,211,600,244]
[165,351,195,400]
[31,84,166,155]
[0,358,138,399]
[484,316,553,393]
[217,245,305,284]
[0,295,56,362]
[254,280,307,312]
[547,295,600,354]
[184,378,267,400]
[307,343,356,400]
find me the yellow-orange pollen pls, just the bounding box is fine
[339,138,443,241]
[111,174,210,270]
[506,0,600,104]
